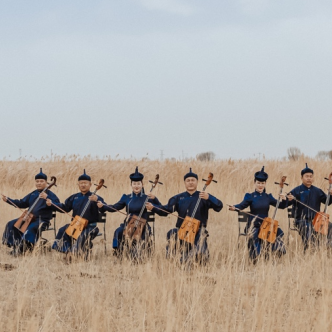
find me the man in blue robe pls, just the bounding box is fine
[146,168,223,263]
[48,170,105,256]
[287,163,332,250]
[2,168,59,255]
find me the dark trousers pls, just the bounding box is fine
[247,225,286,261]
[52,223,99,254]
[2,218,49,251]
[166,227,209,262]
[295,219,332,250]
[113,223,152,251]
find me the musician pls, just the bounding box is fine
[146,168,223,262]
[47,170,105,255]
[97,167,161,255]
[2,169,59,255]
[287,163,332,250]
[229,167,287,261]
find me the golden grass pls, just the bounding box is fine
[1,156,332,331]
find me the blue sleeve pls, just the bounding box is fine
[152,195,177,217]
[53,195,74,213]
[48,192,60,204]
[102,194,127,213]
[268,193,288,209]
[207,194,223,212]
[150,196,161,205]
[6,193,31,209]
[234,193,252,210]
[268,194,278,207]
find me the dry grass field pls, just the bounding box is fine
[1,156,332,332]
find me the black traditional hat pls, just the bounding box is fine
[129,166,144,182]
[184,168,198,181]
[78,169,91,181]
[35,168,47,180]
[301,163,314,176]
[254,166,268,182]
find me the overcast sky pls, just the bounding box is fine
[0,0,331,160]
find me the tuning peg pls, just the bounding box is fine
[325,177,329,181]
[203,179,218,183]
[275,182,288,186]
[158,181,163,185]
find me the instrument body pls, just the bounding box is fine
[178,216,200,245]
[14,176,57,233]
[313,212,329,235]
[65,179,106,239]
[14,211,35,233]
[312,172,332,235]
[258,176,287,244]
[123,174,162,241]
[178,173,217,245]
[65,215,89,240]
[123,214,147,241]
[258,217,278,243]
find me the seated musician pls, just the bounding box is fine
[97,167,161,255]
[2,169,59,255]
[47,170,105,255]
[229,167,287,262]
[146,168,223,263]
[287,163,332,250]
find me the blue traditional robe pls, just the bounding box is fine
[100,192,161,250]
[2,190,59,251]
[51,191,105,254]
[234,190,287,260]
[152,190,223,261]
[289,184,332,249]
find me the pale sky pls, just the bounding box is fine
[1,0,331,160]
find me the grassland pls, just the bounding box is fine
[0,156,332,332]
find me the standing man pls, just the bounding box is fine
[287,163,332,250]
[2,168,59,255]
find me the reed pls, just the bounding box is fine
[0,156,331,331]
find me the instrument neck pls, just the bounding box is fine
[190,184,207,219]
[324,184,332,213]
[25,187,49,218]
[137,185,155,220]
[79,190,96,218]
[272,187,283,220]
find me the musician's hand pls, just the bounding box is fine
[199,192,209,200]
[280,194,286,201]
[46,199,52,207]
[89,194,98,202]
[39,192,48,200]
[229,205,236,211]
[287,194,294,201]
[147,193,155,200]
[330,189,332,195]
[97,201,104,208]
[146,202,153,211]
[2,195,7,202]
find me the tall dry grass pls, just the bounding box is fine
[1,156,332,332]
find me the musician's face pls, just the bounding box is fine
[302,173,314,187]
[255,180,266,193]
[78,180,92,193]
[185,177,198,192]
[132,181,143,194]
[35,179,47,190]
